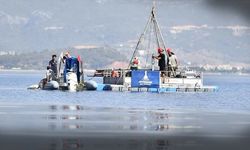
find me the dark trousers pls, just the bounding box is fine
[159,66,166,77]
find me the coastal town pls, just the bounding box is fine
[0,48,250,74]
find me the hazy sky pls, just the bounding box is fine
[0,0,249,52]
[205,0,250,23]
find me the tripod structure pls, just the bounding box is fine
[128,1,170,71]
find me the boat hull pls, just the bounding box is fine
[43,81,59,90]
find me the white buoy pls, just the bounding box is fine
[85,80,98,91]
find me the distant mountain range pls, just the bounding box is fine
[0,0,249,66]
[0,46,128,70]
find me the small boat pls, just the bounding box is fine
[28,52,89,92]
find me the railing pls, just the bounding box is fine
[94,66,202,79]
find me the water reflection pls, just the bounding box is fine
[47,105,172,132]
[44,137,172,150]
[62,138,82,149]
[0,104,250,150]
[62,105,81,111]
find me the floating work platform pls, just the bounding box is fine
[96,84,218,93]
[93,69,218,93]
[88,4,217,93]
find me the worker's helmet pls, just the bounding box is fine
[157,48,163,53]
[166,48,171,54]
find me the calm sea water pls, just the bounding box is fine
[0,70,250,113]
[0,70,250,150]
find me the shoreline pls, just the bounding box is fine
[1,69,249,76]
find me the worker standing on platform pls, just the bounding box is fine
[153,48,166,76]
[169,52,178,77]
[130,57,139,70]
